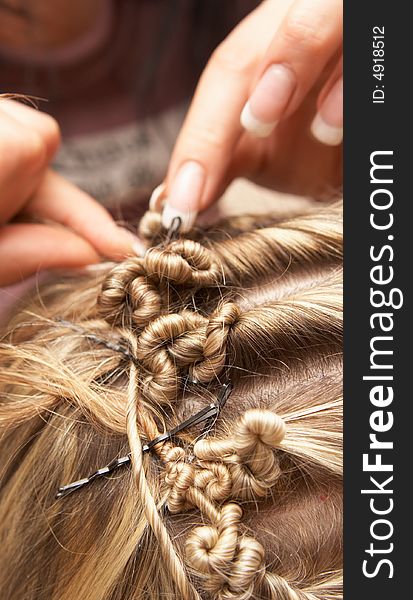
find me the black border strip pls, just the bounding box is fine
[344,1,411,596]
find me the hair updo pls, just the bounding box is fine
[0,201,343,600]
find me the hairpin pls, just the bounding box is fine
[164,215,182,245]
[56,381,232,499]
[55,318,138,365]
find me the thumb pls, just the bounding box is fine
[26,170,145,259]
[0,223,100,286]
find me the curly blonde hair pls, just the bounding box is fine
[0,201,343,600]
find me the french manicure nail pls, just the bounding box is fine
[82,262,114,273]
[240,102,275,137]
[241,64,296,137]
[311,77,343,146]
[132,238,146,257]
[118,228,146,256]
[311,114,343,146]
[162,203,197,233]
[161,161,204,232]
[149,182,166,212]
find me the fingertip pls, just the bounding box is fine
[311,113,343,146]
[0,98,61,160]
[311,76,343,146]
[149,182,166,212]
[240,101,276,137]
[132,240,146,257]
[161,203,197,233]
[241,64,295,137]
[99,226,145,260]
[28,172,144,260]
[0,224,101,286]
[159,161,204,232]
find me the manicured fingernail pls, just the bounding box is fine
[82,262,115,273]
[118,228,145,256]
[311,114,343,146]
[161,161,204,232]
[311,77,343,146]
[162,203,197,233]
[241,64,296,137]
[149,182,166,212]
[132,237,146,256]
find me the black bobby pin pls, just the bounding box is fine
[149,215,181,252]
[55,318,138,365]
[163,215,182,245]
[200,381,232,437]
[56,381,232,499]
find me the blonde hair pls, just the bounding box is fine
[0,201,343,600]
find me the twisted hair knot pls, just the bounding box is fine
[194,409,286,500]
[97,240,221,328]
[194,462,232,502]
[144,240,223,286]
[132,302,242,402]
[232,409,286,458]
[164,448,233,513]
[217,536,266,600]
[138,210,162,242]
[191,302,241,383]
[140,371,180,406]
[185,503,269,599]
[185,503,242,575]
[136,312,206,403]
[97,259,162,327]
[136,303,241,400]
[164,456,195,514]
[128,275,163,327]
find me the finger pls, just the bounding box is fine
[0,223,100,287]
[157,0,282,230]
[25,170,145,259]
[0,98,61,161]
[316,55,343,108]
[0,99,61,223]
[0,109,48,223]
[311,75,343,146]
[241,0,342,137]
[311,57,343,146]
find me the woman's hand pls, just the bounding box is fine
[154,0,343,231]
[0,99,139,286]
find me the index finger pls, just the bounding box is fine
[159,0,284,229]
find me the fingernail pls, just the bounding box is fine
[311,114,343,146]
[82,262,114,273]
[118,228,146,256]
[162,203,197,233]
[149,182,166,212]
[162,161,204,232]
[311,77,343,146]
[241,64,296,137]
[132,237,146,257]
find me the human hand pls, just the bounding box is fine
[0,99,140,286]
[152,0,343,231]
